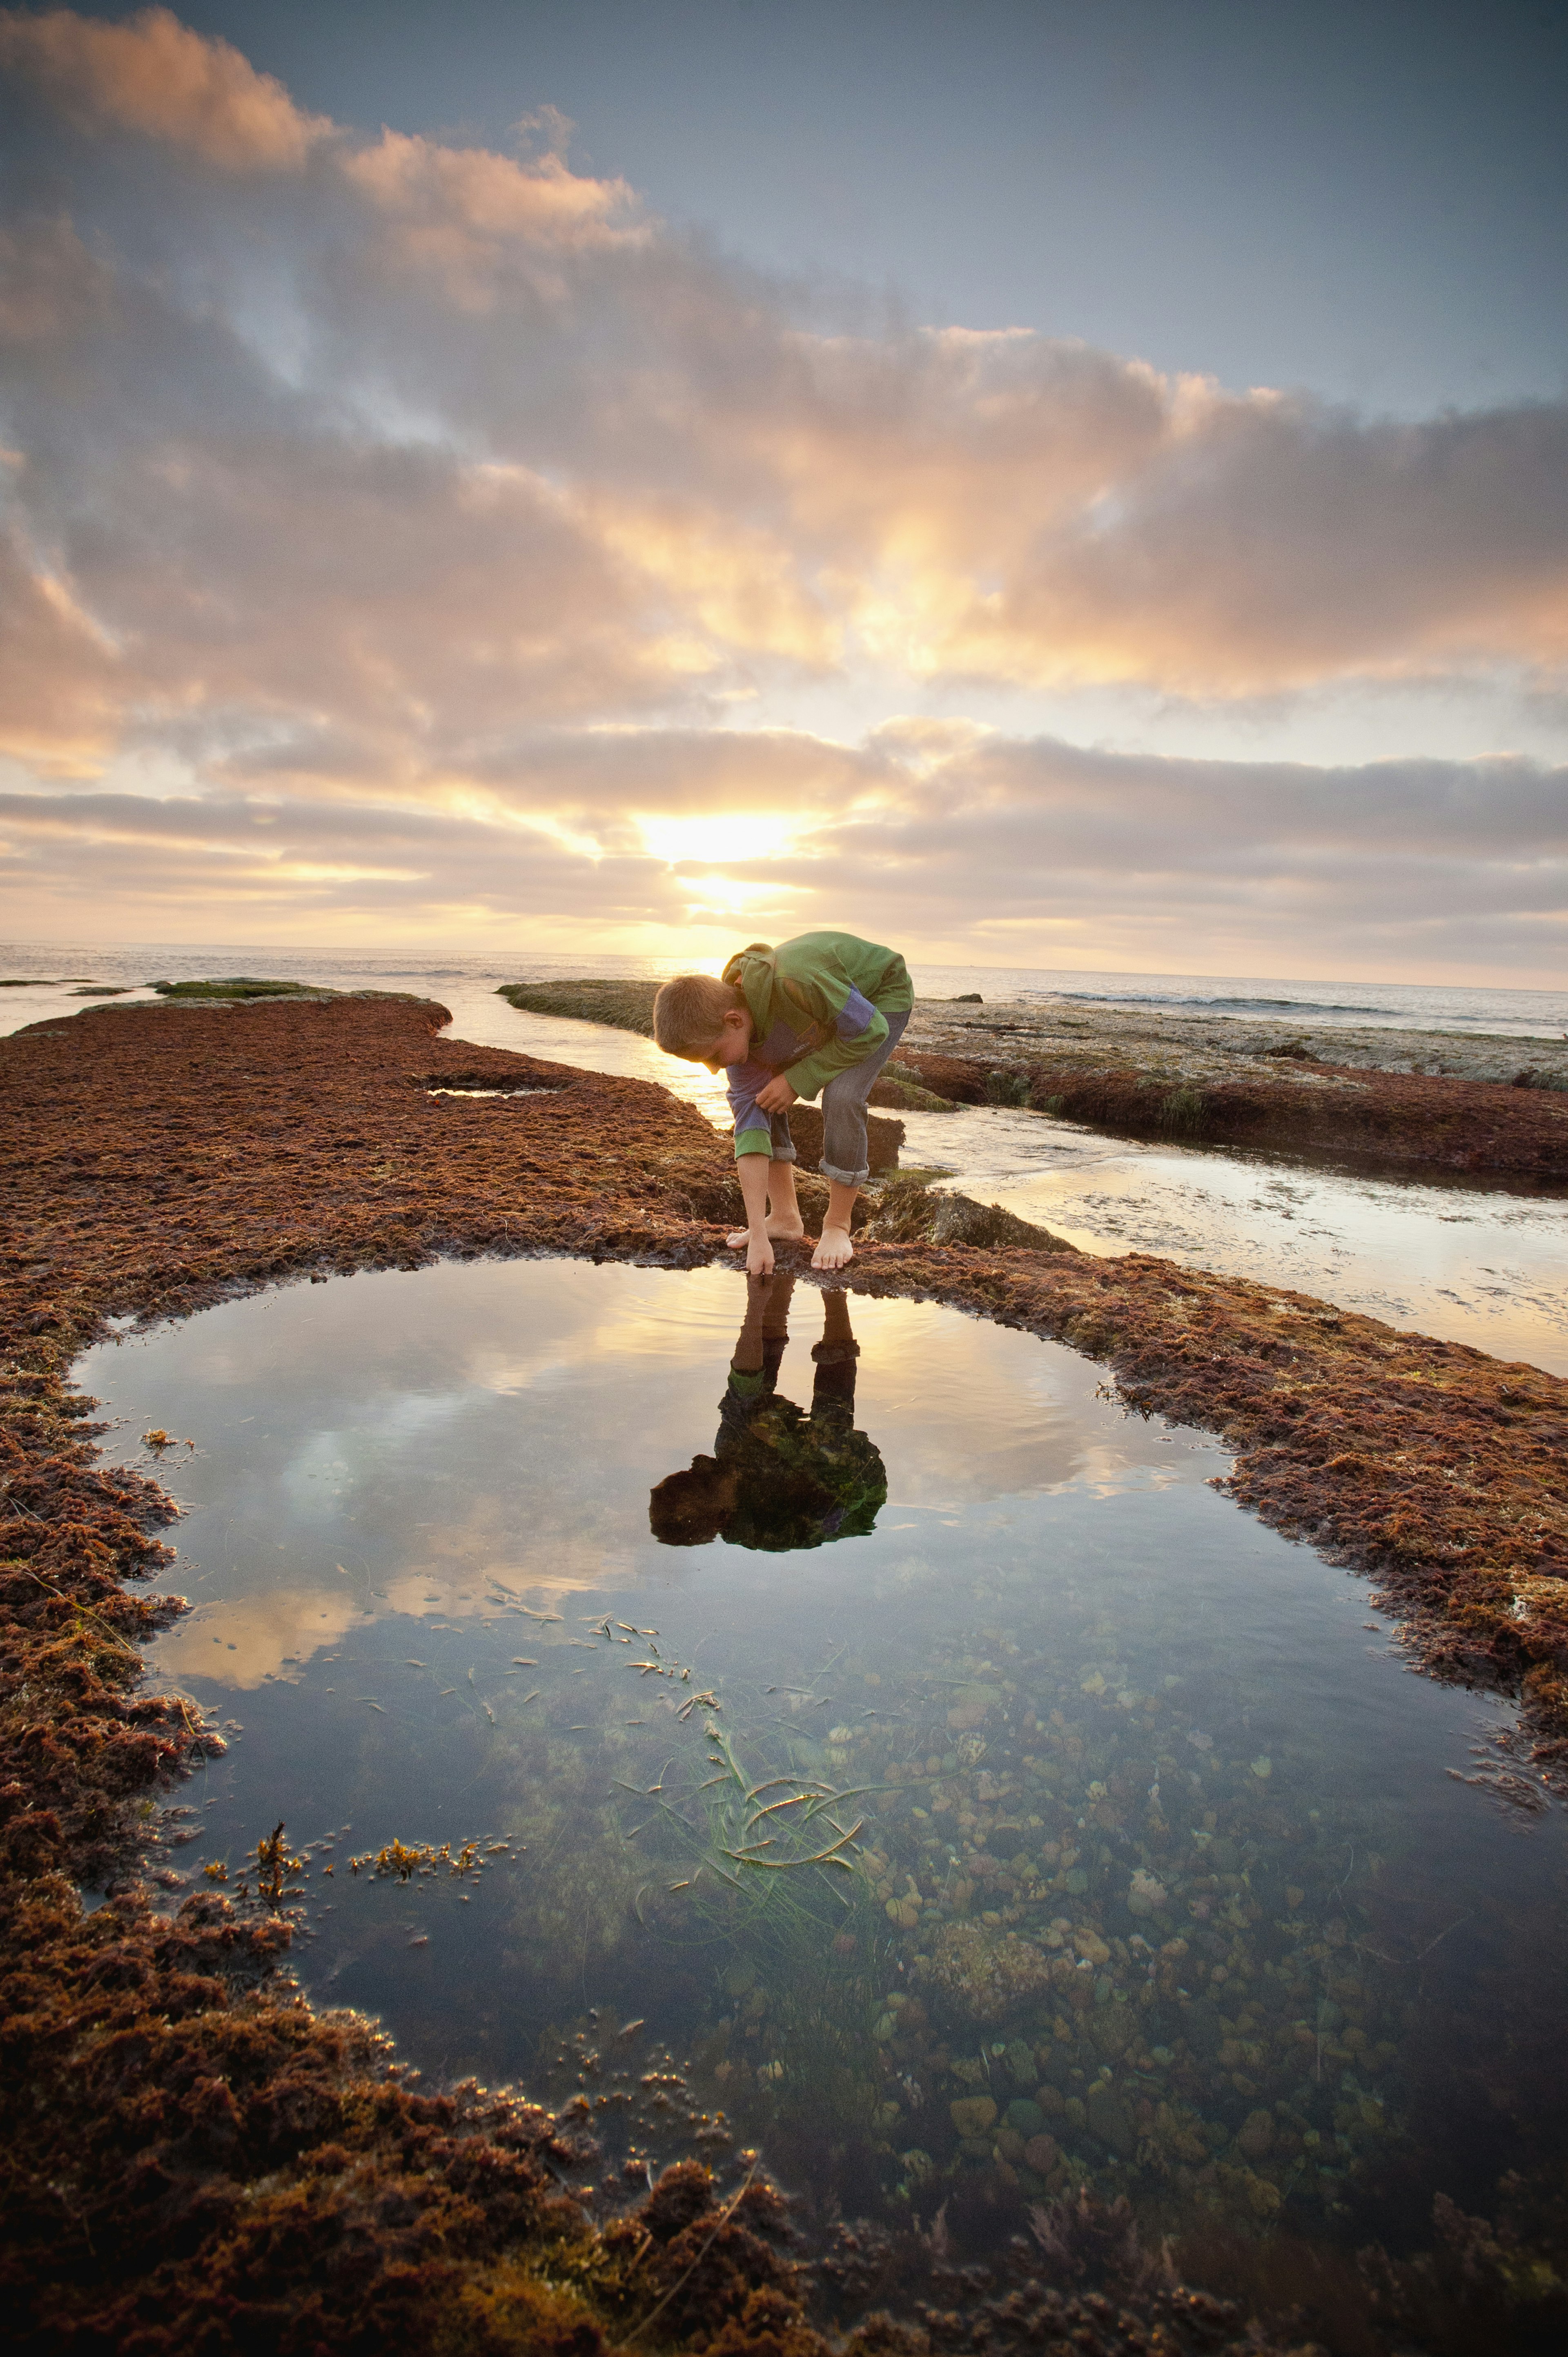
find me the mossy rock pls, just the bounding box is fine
[497,979,660,1035]
[862,1174,1076,1253]
[871,1066,957,1112]
[151,977,330,1000]
[149,979,425,1006]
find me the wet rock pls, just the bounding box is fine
[1085,2083,1136,2158]
[1185,2000,1224,2058]
[862,1176,1075,1254]
[945,1681,1000,1730]
[916,1922,1054,2019]
[1091,2006,1136,2058]
[949,2095,998,2138]
[1006,2098,1044,2137]
[1024,2132,1060,2173]
[1238,2107,1275,2159]
[1127,1866,1167,1915]
[1003,2037,1036,2086]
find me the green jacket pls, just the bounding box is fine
[720,930,913,1107]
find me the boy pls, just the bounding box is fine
[652,929,913,1274]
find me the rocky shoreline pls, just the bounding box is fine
[4,995,1566,2353]
[497,979,1568,1186]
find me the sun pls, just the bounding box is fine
[638,812,793,867]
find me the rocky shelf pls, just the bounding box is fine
[3,995,1565,2355]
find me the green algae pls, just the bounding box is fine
[151,975,333,999]
[497,979,660,1035]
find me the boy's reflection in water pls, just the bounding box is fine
[649,1274,886,1551]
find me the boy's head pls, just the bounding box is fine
[648,1455,738,1545]
[652,973,753,1068]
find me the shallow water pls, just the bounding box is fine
[898,1103,1568,1378]
[83,1256,1568,2287]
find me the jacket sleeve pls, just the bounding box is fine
[727,1059,777,1158]
[777,958,888,1100]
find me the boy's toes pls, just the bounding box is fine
[726,1228,748,1248]
[811,1226,854,1271]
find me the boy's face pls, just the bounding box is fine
[700,1004,754,1071]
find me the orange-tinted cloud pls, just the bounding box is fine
[0,5,328,172]
[1,11,1565,977]
[2,729,1563,981]
[4,7,1567,740]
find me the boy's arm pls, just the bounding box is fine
[736,1153,774,1276]
[727,1059,777,1160]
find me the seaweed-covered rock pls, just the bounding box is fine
[861,1175,1075,1253]
[916,1923,1054,2020]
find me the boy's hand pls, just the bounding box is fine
[756,1075,797,1114]
[746,1230,775,1277]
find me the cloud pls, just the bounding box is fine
[0,5,328,172]
[0,9,1564,977]
[2,729,1562,981]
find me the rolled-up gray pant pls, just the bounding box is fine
[761,1008,909,1188]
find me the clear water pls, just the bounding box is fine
[80,1257,1568,2287]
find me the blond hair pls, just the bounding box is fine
[652,972,744,1058]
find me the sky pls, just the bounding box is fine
[0,0,1565,979]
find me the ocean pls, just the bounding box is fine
[3,941,1565,1039]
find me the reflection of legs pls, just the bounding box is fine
[726,1157,804,1249]
[811,1288,859,1416]
[732,1270,795,1375]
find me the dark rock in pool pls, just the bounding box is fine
[1184,1999,1224,2058]
[1085,2081,1136,2158]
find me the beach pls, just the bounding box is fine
[4,978,1568,2355]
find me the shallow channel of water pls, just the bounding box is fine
[896,1102,1568,1378]
[82,1256,1568,2292]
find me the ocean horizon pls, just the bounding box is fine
[5,940,1566,1041]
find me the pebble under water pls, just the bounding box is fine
[80,1257,1568,2312]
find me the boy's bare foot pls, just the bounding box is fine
[811,1224,854,1271]
[727,1218,806,1248]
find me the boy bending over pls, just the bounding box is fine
[653,929,912,1274]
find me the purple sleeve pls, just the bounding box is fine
[835,984,878,1039]
[727,1058,775,1156]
